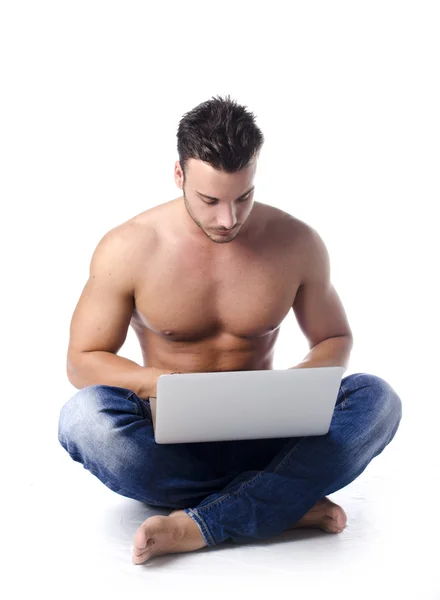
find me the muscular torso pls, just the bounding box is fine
[126,198,307,374]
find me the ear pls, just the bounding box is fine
[174,161,184,190]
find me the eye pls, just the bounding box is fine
[202,193,251,206]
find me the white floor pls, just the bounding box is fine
[6,376,439,600]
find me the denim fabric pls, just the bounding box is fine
[58,372,402,547]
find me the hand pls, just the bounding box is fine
[151,368,182,397]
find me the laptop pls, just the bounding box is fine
[150,366,345,444]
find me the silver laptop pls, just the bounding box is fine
[150,366,345,444]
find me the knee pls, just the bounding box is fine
[347,372,402,424]
[366,373,401,418]
[58,385,109,451]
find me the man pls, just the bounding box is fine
[58,95,402,565]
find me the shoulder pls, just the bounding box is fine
[108,202,167,249]
[257,202,315,246]
[259,204,329,281]
[290,219,330,284]
[93,212,159,277]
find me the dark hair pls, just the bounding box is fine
[177,94,264,178]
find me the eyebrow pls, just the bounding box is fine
[196,186,255,201]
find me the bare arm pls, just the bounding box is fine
[291,225,353,372]
[66,226,174,398]
[68,351,170,399]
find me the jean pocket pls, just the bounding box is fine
[137,396,153,421]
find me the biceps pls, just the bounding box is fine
[292,281,353,348]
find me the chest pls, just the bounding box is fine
[133,243,301,340]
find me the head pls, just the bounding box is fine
[174,95,264,244]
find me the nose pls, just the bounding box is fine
[216,205,237,230]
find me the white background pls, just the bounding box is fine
[1,1,439,598]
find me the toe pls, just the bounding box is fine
[328,504,347,529]
[322,509,347,533]
[134,537,154,555]
[133,525,155,553]
[132,550,150,565]
[322,515,339,533]
[133,527,147,549]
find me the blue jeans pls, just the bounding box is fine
[58,372,402,547]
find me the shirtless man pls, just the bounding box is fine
[62,95,358,564]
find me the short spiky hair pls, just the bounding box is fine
[177,94,264,177]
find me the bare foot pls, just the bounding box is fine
[288,497,347,534]
[132,497,346,563]
[132,510,207,565]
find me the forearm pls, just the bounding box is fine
[67,351,160,399]
[290,335,353,372]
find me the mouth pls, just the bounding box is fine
[214,228,236,235]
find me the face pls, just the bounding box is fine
[174,157,257,244]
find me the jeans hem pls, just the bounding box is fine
[184,508,216,547]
